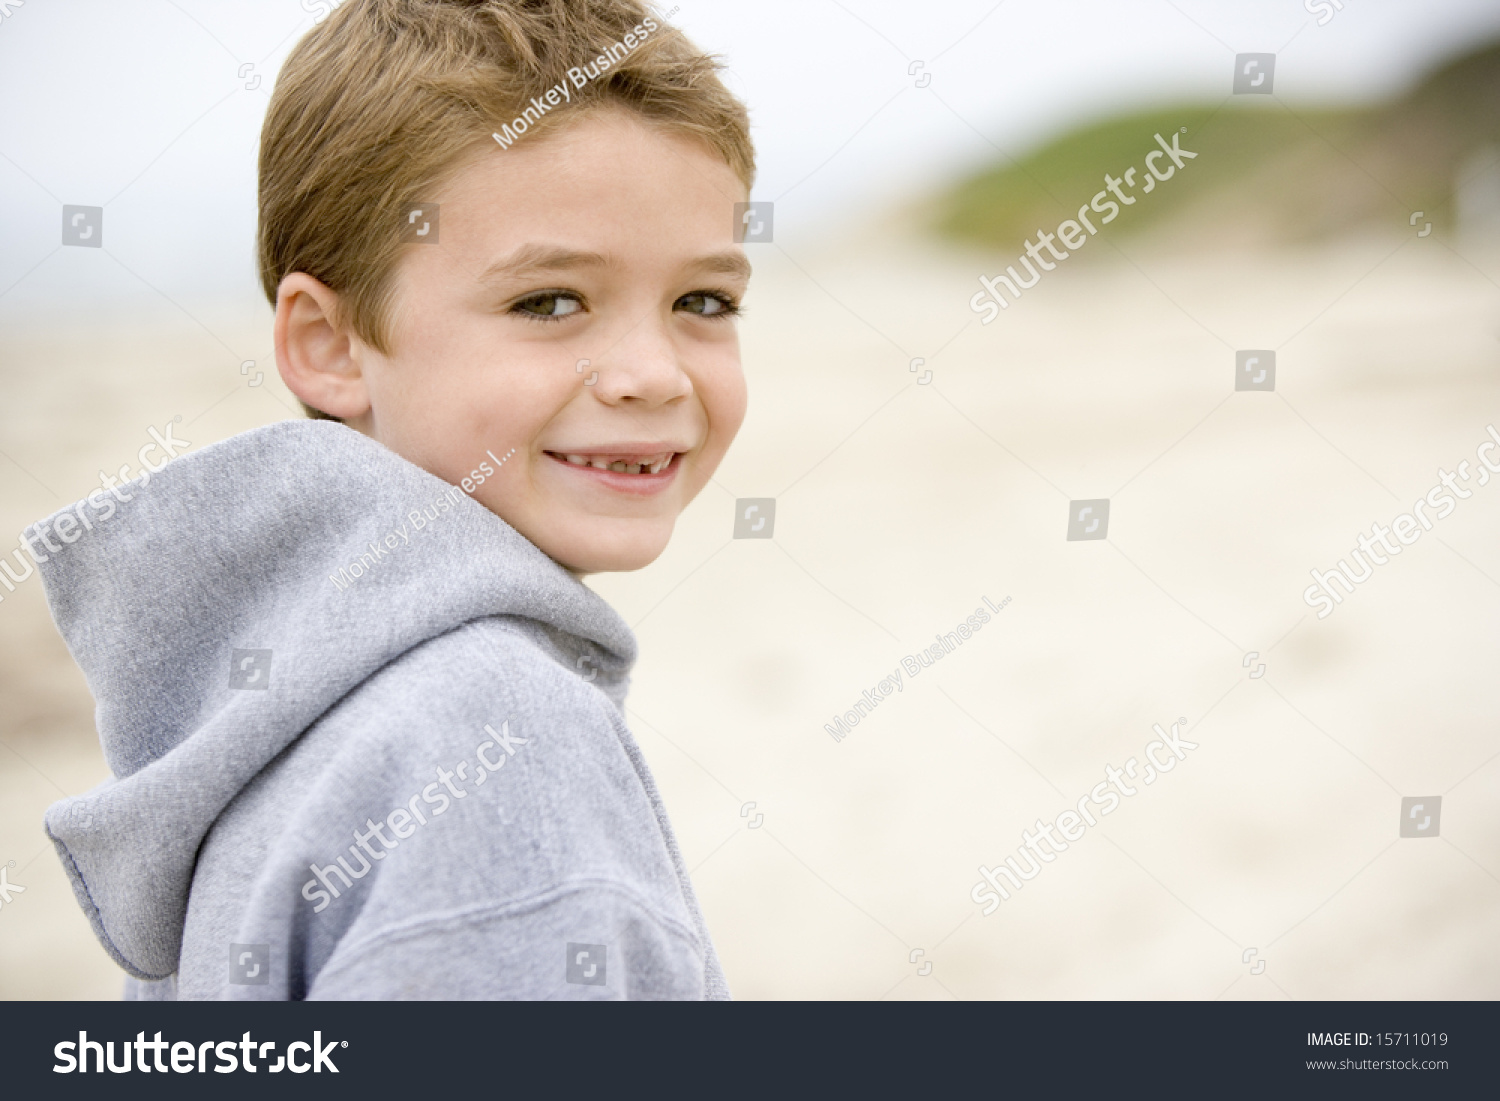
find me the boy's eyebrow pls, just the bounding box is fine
[688,252,753,282]
[476,245,752,285]
[477,244,609,285]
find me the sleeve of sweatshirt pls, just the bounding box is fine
[272,623,714,1000]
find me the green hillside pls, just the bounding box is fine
[934,41,1500,249]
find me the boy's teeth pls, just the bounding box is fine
[560,452,675,474]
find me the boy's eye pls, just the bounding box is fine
[511,292,584,320]
[676,292,739,318]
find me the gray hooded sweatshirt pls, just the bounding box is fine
[37,420,729,1000]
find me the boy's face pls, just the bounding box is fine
[346,109,749,574]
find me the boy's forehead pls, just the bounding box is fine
[448,110,743,209]
[427,115,747,275]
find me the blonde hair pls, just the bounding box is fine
[257,0,755,419]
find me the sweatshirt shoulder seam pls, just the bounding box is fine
[316,877,704,985]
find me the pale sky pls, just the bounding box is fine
[2,0,1499,317]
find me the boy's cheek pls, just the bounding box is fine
[697,353,748,430]
[706,371,749,454]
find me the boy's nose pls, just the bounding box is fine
[588,321,693,406]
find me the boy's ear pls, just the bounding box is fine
[274,272,372,422]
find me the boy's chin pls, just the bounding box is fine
[538,521,676,577]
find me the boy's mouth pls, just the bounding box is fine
[544,450,679,476]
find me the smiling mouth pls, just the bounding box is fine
[545,451,679,475]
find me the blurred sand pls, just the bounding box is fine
[2,227,1497,1000]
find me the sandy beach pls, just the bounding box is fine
[1,225,1497,999]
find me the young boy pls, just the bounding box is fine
[37,0,753,999]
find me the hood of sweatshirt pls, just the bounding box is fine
[37,420,637,979]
